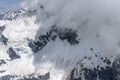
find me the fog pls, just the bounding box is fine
[19,0,120,79]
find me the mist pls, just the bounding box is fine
[19,0,120,79]
[0,0,120,80]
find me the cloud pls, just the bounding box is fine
[19,0,120,79]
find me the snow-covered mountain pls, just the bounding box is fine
[0,0,120,80]
[2,8,37,20]
[0,6,21,20]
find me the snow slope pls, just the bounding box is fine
[0,0,120,80]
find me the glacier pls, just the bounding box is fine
[0,0,120,80]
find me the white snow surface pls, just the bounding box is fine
[0,16,38,77]
[0,0,120,80]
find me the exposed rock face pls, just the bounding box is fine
[70,56,120,80]
[0,26,8,45]
[0,72,50,80]
[2,9,37,20]
[29,26,80,53]
[0,59,6,65]
[7,47,20,60]
[0,26,5,32]
[1,0,120,80]
[0,35,8,45]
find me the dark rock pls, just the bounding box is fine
[0,75,18,80]
[38,72,50,80]
[0,35,8,45]
[21,72,50,80]
[101,57,103,60]
[95,54,98,57]
[0,70,6,73]
[40,5,44,9]
[51,35,57,41]
[29,26,80,53]
[90,48,93,51]
[58,28,79,45]
[0,59,6,65]
[0,75,11,80]
[7,47,20,60]
[0,26,5,32]
[70,57,120,80]
[21,77,39,80]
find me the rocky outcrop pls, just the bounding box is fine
[7,47,20,60]
[70,56,120,80]
[29,26,80,53]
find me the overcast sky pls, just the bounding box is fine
[0,0,20,7]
